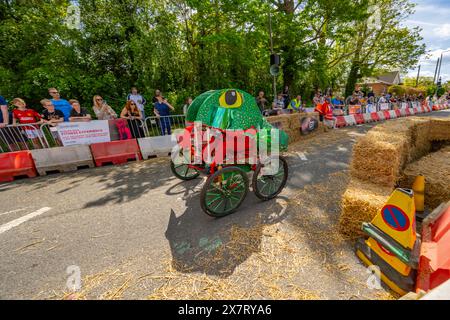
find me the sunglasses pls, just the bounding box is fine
[50,92,59,94]
[96,98,103,101]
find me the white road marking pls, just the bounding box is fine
[297,152,308,161]
[0,208,29,217]
[0,207,52,235]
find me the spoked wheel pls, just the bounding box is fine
[171,161,200,181]
[252,156,288,201]
[200,167,249,218]
[170,147,200,181]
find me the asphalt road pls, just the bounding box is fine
[0,110,448,300]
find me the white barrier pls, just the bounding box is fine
[31,145,94,176]
[137,136,176,159]
[388,110,397,119]
[343,115,356,126]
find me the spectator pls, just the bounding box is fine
[40,99,64,126]
[12,98,42,148]
[183,97,193,116]
[0,95,8,128]
[48,88,72,122]
[273,93,285,110]
[153,91,175,136]
[92,95,118,120]
[282,86,290,109]
[69,100,91,122]
[121,100,144,138]
[313,92,321,106]
[289,95,303,112]
[353,86,364,99]
[256,91,269,113]
[127,87,147,119]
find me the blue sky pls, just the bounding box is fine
[404,0,450,81]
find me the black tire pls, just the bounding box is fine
[200,166,249,218]
[252,156,288,201]
[170,161,200,181]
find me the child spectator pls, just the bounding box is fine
[41,99,64,125]
[12,98,43,148]
[69,99,91,122]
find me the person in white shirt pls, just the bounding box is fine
[127,87,147,119]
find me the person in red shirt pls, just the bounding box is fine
[12,98,43,149]
[12,98,42,125]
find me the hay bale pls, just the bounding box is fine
[399,146,450,210]
[429,118,450,141]
[284,128,301,143]
[350,118,433,188]
[339,178,393,238]
[267,115,290,131]
[288,112,319,130]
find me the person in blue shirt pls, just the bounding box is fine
[48,88,73,121]
[0,95,9,127]
[153,91,175,135]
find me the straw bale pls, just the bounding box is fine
[350,118,434,187]
[399,146,450,210]
[289,112,319,130]
[266,115,290,131]
[284,128,301,144]
[429,118,450,141]
[339,178,392,238]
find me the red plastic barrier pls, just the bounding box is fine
[405,108,411,116]
[0,151,37,183]
[354,114,365,124]
[395,109,402,118]
[370,112,380,122]
[414,107,419,114]
[335,116,347,128]
[417,204,450,292]
[383,110,391,120]
[90,140,143,167]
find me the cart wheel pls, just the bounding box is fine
[252,156,288,201]
[200,167,249,217]
[170,161,200,181]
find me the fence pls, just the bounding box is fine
[0,117,182,153]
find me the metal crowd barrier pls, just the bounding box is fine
[0,123,50,153]
[144,115,186,137]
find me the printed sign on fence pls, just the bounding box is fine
[379,103,390,111]
[366,104,377,113]
[57,121,111,146]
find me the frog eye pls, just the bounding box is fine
[219,90,243,108]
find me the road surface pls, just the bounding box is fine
[0,110,448,300]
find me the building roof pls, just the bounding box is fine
[376,71,402,85]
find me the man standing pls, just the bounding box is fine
[127,87,147,119]
[0,95,8,128]
[153,90,175,136]
[48,88,72,122]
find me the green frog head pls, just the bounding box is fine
[186,89,288,151]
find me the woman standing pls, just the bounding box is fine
[92,95,117,120]
[120,100,144,138]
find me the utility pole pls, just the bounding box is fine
[433,58,440,84]
[415,65,421,87]
[437,53,443,83]
[269,12,277,101]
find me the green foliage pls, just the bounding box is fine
[0,0,426,112]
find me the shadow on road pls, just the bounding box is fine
[164,179,289,278]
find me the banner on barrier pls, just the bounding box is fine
[366,104,377,113]
[57,121,111,146]
[349,105,362,114]
[379,103,390,111]
[400,103,408,109]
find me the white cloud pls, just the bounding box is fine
[433,24,450,39]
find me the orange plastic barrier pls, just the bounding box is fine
[417,203,450,292]
[90,140,143,167]
[0,151,37,183]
